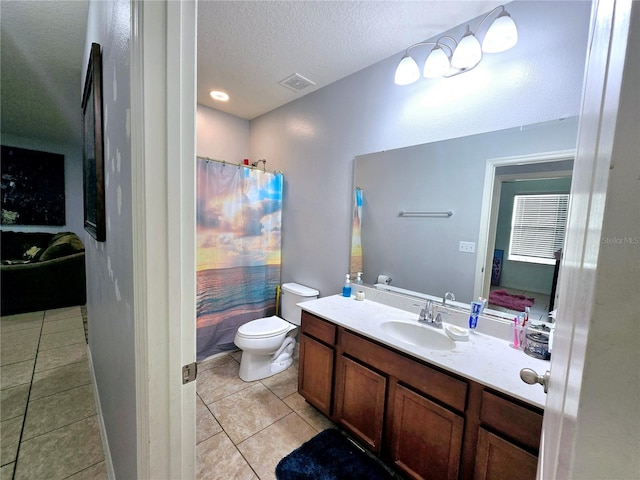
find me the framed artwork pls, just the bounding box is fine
[0,145,66,226]
[82,42,106,241]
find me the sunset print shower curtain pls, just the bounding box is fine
[196,160,283,360]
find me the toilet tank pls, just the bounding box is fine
[280,282,319,326]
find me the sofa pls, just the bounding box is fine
[1,231,87,315]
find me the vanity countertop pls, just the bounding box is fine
[300,294,549,409]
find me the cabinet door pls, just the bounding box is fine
[334,355,386,453]
[298,333,334,416]
[474,428,538,480]
[389,383,464,480]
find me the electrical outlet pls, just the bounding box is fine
[459,241,476,253]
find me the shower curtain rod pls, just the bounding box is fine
[197,155,283,175]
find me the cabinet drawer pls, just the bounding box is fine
[301,311,336,345]
[479,390,542,452]
[340,329,467,412]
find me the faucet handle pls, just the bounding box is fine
[426,300,434,319]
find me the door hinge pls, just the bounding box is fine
[182,362,197,384]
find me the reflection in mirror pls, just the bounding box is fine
[351,117,578,315]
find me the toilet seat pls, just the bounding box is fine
[236,315,293,340]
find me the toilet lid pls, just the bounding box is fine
[236,316,291,339]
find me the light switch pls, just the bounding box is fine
[459,241,476,253]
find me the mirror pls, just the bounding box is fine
[351,117,578,311]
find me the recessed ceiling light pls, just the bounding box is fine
[209,90,229,102]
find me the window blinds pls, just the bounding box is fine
[508,193,569,265]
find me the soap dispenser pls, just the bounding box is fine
[342,274,352,298]
[354,272,363,285]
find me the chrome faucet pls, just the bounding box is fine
[418,300,443,329]
[443,291,456,306]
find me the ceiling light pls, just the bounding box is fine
[209,90,229,102]
[393,5,518,85]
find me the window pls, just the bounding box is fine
[509,193,569,265]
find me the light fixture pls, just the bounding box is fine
[394,54,421,85]
[394,5,518,85]
[482,9,518,53]
[209,90,229,102]
[423,42,452,78]
[451,26,482,69]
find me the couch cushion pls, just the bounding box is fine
[39,233,85,261]
[23,245,44,261]
[0,231,54,260]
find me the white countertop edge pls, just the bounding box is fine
[299,294,549,409]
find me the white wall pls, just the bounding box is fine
[197,105,250,162]
[248,1,591,297]
[0,134,84,236]
[83,1,136,478]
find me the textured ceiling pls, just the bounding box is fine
[0,1,502,146]
[197,1,502,119]
[1,0,89,146]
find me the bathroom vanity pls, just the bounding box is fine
[298,293,547,480]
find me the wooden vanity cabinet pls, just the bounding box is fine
[335,328,467,479]
[389,382,464,480]
[298,311,336,416]
[297,311,543,480]
[473,390,543,480]
[333,355,386,453]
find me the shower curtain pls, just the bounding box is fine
[350,187,363,277]
[196,159,283,361]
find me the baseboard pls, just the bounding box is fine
[87,345,116,480]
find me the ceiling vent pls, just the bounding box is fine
[279,73,316,92]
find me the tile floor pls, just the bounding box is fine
[2,308,343,480]
[196,349,335,480]
[1,307,107,480]
[488,285,551,321]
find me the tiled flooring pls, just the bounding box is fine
[196,349,334,480]
[489,285,551,321]
[2,308,336,480]
[1,307,107,480]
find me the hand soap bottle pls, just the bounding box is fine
[354,272,363,285]
[342,274,352,297]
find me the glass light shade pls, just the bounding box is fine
[394,54,420,85]
[482,12,518,53]
[423,46,450,78]
[451,29,482,69]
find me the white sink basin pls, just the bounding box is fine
[380,321,456,351]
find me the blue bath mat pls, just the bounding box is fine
[275,428,395,480]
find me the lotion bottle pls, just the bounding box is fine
[342,274,352,297]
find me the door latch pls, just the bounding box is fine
[182,362,197,384]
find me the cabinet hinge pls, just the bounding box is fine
[182,362,197,384]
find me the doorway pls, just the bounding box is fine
[474,150,575,311]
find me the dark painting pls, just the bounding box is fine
[1,145,65,226]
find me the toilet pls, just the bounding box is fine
[234,282,319,381]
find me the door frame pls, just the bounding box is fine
[539,0,633,478]
[474,150,575,301]
[131,1,197,478]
